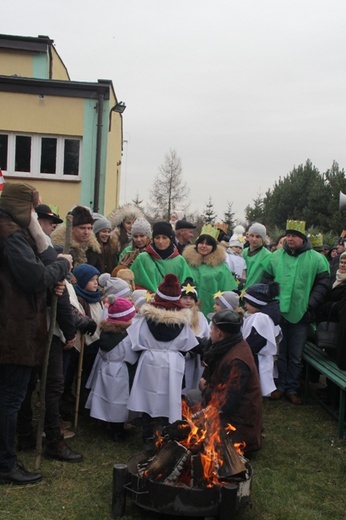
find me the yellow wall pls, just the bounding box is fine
[0,92,84,135]
[0,49,33,77]
[104,113,122,213]
[51,47,70,80]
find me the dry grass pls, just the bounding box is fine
[1,395,346,519]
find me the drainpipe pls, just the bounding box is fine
[93,91,104,213]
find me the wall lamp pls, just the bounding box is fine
[112,101,126,113]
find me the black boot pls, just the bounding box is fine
[45,436,83,463]
[110,422,125,442]
[0,463,42,485]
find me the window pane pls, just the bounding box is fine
[40,138,57,174]
[0,134,8,170]
[63,139,80,175]
[15,136,31,172]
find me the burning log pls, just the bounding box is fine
[217,429,246,478]
[141,441,190,485]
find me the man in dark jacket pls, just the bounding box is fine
[262,220,330,405]
[0,182,72,485]
[200,309,263,454]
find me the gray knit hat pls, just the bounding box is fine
[131,289,150,309]
[98,273,132,298]
[248,222,266,242]
[131,217,151,238]
[214,291,240,310]
[93,216,111,235]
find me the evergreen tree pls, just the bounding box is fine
[201,197,217,224]
[223,201,235,233]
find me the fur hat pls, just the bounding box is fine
[244,282,280,308]
[73,264,100,289]
[151,274,183,310]
[107,203,143,229]
[229,225,246,249]
[115,267,135,292]
[0,182,39,227]
[70,206,94,227]
[248,222,266,242]
[131,217,152,238]
[152,221,175,241]
[98,272,132,298]
[214,291,239,310]
[107,294,136,323]
[93,215,111,235]
[36,204,63,224]
[181,277,198,301]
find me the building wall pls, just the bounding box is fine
[0,49,34,77]
[51,47,70,80]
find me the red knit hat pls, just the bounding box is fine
[151,274,183,310]
[107,295,136,323]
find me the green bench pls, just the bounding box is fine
[303,341,346,439]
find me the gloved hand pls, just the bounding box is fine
[81,318,97,336]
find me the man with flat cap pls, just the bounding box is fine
[36,204,63,245]
[188,309,262,454]
[175,219,196,254]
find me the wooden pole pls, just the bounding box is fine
[74,334,85,430]
[34,214,73,470]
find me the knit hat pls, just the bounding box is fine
[0,182,39,227]
[214,291,240,310]
[131,217,152,238]
[70,206,94,227]
[152,221,175,241]
[181,277,198,301]
[98,272,132,298]
[151,274,183,310]
[248,222,266,242]
[107,294,136,323]
[244,282,280,308]
[73,264,100,289]
[229,225,246,249]
[132,289,151,309]
[285,220,306,239]
[36,203,63,224]
[93,216,111,235]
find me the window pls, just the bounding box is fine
[0,132,81,180]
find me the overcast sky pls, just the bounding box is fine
[3,0,346,221]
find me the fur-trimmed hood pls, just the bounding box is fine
[140,303,192,326]
[99,320,131,333]
[107,204,144,229]
[183,243,226,268]
[51,223,101,266]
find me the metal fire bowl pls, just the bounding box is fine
[125,452,237,517]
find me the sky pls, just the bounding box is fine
[3,0,346,222]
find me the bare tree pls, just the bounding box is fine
[149,149,190,221]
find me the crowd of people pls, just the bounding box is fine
[0,180,345,486]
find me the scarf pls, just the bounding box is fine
[74,285,101,304]
[333,270,346,289]
[202,333,243,376]
[147,242,178,260]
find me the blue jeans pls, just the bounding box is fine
[277,320,309,395]
[0,364,32,471]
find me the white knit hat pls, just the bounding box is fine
[131,217,152,238]
[229,225,246,249]
[98,273,131,298]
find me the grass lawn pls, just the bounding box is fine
[1,397,345,520]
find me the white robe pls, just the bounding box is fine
[182,312,209,394]
[242,312,281,397]
[85,335,138,422]
[127,316,198,423]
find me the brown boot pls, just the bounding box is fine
[45,437,83,463]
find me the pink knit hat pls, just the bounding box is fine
[107,295,136,323]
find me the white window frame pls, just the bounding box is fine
[0,132,82,180]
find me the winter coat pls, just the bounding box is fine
[127,304,199,423]
[183,244,238,317]
[85,321,138,422]
[262,240,330,323]
[202,338,263,453]
[130,245,193,293]
[0,209,70,366]
[51,223,101,268]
